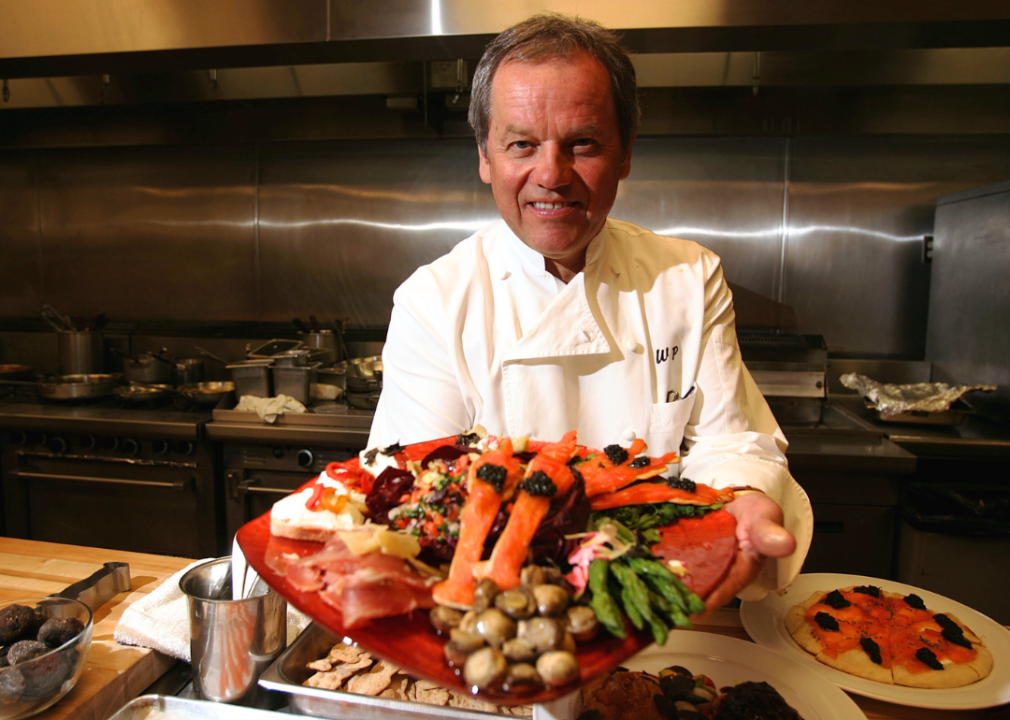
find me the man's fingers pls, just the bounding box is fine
[750,517,796,559]
[698,550,763,618]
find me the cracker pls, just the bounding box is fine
[345,660,400,696]
[304,657,373,690]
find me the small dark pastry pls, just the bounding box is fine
[0,667,26,705]
[38,618,85,648]
[21,652,73,701]
[714,681,804,720]
[6,640,48,666]
[0,605,43,645]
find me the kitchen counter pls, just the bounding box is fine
[0,538,194,720]
[2,539,1005,720]
[831,396,1010,459]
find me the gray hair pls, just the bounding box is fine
[468,14,640,155]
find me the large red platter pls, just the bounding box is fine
[237,504,736,705]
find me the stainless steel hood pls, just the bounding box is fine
[3,0,1010,79]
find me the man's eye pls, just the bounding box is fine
[573,138,596,148]
[511,141,531,150]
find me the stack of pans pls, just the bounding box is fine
[322,356,381,410]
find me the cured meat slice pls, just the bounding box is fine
[650,509,737,598]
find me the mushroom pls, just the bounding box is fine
[501,637,537,663]
[532,584,570,617]
[443,629,485,667]
[520,565,547,588]
[560,632,577,654]
[458,610,479,635]
[495,588,537,619]
[503,662,542,691]
[463,646,508,690]
[517,616,564,654]
[429,605,463,634]
[535,650,579,687]
[474,608,517,648]
[472,578,500,613]
[565,605,599,642]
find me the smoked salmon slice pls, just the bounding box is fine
[578,439,678,497]
[589,481,734,511]
[475,431,578,591]
[431,438,521,609]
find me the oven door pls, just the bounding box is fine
[4,452,219,558]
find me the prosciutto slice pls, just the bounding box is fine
[281,535,438,627]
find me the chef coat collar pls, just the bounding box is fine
[498,221,609,283]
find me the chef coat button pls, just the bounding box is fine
[500,269,510,280]
[611,265,621,275]
[626,341,642,354]
[579,327,592,341]
[622,429,636,442]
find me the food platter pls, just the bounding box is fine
[236,505,737,706]
[740,573,1010,709]
[535,631,866,720]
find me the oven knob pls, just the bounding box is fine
[122,438,140,456]
[46,436,67,454]
[296,449,315,469]
[271,447,285,459]
[98,436,119,451]
[173,441,194,456]
[9,431,27,446]
[152,439,169,454]
[27,431,46,447]
[78,435,97,451]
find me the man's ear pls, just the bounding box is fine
[478,143,492,184]
[619,134,636,180]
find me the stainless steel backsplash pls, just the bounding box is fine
[2,135,1010,368]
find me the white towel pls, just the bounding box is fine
[234,394,307,423]
[114,558,209,662]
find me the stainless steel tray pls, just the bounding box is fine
[108,695,282,720]
[259,623,525,719]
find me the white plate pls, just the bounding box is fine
[740,572,1010,710]
[535,631,865,720]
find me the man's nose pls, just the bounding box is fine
[533,145,573,189]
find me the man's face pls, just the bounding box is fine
[478,52,633,280]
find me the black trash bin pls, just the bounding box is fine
[896,482,1010,624]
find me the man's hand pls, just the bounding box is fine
[697,492,796,617]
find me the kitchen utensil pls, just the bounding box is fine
[173,358,206,386]
[297,329,338,367]
[113,348,174,384]
[58,330,104,375]
[272,363,319,405]
[343,391,380,410]
[40,304,75,332]
[272,349,310,367]
[292,318,309,333]
[248,339,301,359]
[308,314,320,333]
[114,383,173,402]
[195,346,231,365]
[179,557,286,705]
[53,561,131,611]
[177,381,234,406]
[0,596,93,720]
[333,318,350,362]
[0,364,33,381]
[39,373,123,401]
[228,362,272,400]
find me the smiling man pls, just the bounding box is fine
[369,15,813,608]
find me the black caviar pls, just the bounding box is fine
[934,615,972,648]
[854,585,881,598]
[859,637,883,665]
[915,647,945,670]
[904,594,926,610]
[666,477,697,493]
[475,464,507,493]
[521,471,556,497]
[824,590,852,610]
[814,612,840,632]
[629,456,650,468]
[604,444,629,466]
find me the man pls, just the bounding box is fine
[369,15,812,610]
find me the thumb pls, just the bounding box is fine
[749,516,796,559]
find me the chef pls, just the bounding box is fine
[369,14,812,610]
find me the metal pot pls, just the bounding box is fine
[57,330,104,375]
[124,354,173,385]
[173,358,206,386]
[39,373,123,401]
[297,330,338,366]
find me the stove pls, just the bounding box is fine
[0,386,223,557]
[739,332,828,425]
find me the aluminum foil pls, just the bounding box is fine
[840,373,997,414]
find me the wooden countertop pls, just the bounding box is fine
[0,538,194,720]
[2,539,1006,720]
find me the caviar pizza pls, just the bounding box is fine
[786,585,994,688]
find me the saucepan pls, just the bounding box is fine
[39,374,124,401]
[177,381,235,406]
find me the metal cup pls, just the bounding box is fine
[179,557,287,705]
[57,330,103,375]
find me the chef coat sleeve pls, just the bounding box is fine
[679,253,814,600]
[368,269,472,449]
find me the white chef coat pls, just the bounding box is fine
[369,218,813,598]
